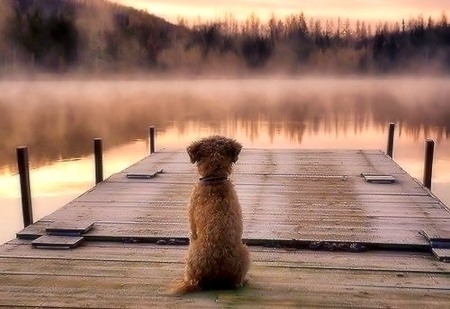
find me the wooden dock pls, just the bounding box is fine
[1,148,450,308]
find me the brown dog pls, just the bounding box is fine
[173,135,250,294]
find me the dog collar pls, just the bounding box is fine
[199,176,228,182]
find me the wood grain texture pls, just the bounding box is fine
[0,241,449,308]
[2,148,450,307]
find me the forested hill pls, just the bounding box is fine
[0,0,189,73]
[0,0,449,75]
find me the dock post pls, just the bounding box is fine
[94,138,103,184]
[16,146,33,227]
[423,139,435,190]
[149,126,155,154]
[387,123,395,158]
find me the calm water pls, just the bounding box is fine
[1,77,450,244]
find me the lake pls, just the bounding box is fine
[1,77,449,244]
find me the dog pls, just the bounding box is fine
[173,135,250,294]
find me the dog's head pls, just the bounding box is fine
[187,135,242,177]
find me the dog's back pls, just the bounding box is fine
[190,180,243,243]
[173,136,250,294]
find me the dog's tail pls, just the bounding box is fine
[170,278,200,295]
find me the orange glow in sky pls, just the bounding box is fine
[109,0,449,23]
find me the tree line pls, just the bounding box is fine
[0,0,449,75]
[187,11,450,73]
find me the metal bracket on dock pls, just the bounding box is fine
[126,168,164,179]
[32,235,84,249]
[31,222,94,250]
[420,230,450,262]
[46,222,94,236]
[361,173,396,184]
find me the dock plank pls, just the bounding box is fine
[2,148,450,308]
[0,242,449,308]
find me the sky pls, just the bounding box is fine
[109,0,450,24]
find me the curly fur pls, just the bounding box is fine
[172,135,250,294]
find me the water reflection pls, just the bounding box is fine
[0,140,148,244]
[0,78,449,171]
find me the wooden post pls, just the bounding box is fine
[387,123,395,158]
[423,139,435,190]
[149,126,155,154]
[94,138,103,184]
[16,146,33,227]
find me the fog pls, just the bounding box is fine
[0,77,449,172]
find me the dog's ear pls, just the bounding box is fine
[187,140,202,163]
[228,139,242,163]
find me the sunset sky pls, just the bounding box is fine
[109,0,449,24]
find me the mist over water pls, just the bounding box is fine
[0,77,449,170]
[0,77,450,244]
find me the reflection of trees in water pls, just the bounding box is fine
[369,92,449,143]
[0,80,449,168]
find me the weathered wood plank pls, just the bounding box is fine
[1,275,448,309]
[0,242,449,308]
[16,221,431,246]
[2,241,448,272]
